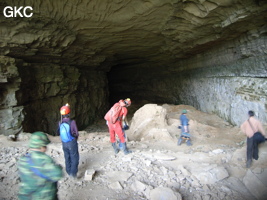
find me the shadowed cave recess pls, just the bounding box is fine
[0,0,267,136]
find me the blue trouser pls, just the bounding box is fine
[62,139,79,177]
[247,132,265,161]
[118,129,126,149]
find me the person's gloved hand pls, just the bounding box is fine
[123,124,129,130]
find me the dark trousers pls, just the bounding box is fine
[247,132,265,161]
[62,139,79,177]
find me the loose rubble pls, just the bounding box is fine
[0,104,267,200]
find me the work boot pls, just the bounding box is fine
[186,140,192,146]
[246,159,252,168]
[112,142,119,154]
[177,138,182,146]
[121,142,132,155]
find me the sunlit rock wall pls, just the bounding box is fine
[168,30,267,125]
[111,29,267,125]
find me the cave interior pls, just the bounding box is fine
[0,0,267,135]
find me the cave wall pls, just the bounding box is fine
[0,56,23,135]
[1,0,267,135]
[168,29,267,125]
[109,28,267,125]
[0,57,109,135]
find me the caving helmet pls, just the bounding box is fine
[60,103,70,115]
[182,109,187,114]
[29,131,50,149]
[124,98,131,107]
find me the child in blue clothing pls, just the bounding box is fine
[178,109,192,146]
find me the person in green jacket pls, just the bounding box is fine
[18,131,63,200]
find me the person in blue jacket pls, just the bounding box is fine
[59,103,79,178]
[178,109,192,146]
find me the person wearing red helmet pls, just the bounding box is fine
[60,104,71,115]
[105,98,132,155]
[59,103,79,178]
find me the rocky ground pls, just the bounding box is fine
[0,104,267,200]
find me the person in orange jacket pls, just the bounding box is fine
[105,98,132,155]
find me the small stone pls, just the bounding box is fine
[108,181,123,190]
[84,169,95,181]
[131,180,148,192]
[150,187,182,200]
[212,149,224,154]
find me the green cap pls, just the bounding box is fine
[182,109,187,114]
[29,132,50,149]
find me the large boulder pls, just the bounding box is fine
[243,169,267,200]
[128,104,173,141]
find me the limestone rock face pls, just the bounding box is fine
[128,104,172,141]
[0,56,23,135]
[0,0,267,134]
[0,56,109,135]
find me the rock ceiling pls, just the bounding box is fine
[1,0,267,71]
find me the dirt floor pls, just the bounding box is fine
[0,104,267,200]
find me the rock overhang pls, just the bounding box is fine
[0,0,266,71]
[1,0,267,135]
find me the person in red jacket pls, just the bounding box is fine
[105,98,132,155]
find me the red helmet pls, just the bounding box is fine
[124,98,131,107]
[60,103,70,115]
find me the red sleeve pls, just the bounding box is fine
[121,107,128,117]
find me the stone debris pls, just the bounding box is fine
[105,171,133,183]
[131,180,148,192]
[191,165,229,184]
[153,153,176,161]
[243,169,267,199]
[108,181,123,190]
[1,135,265,200]
[150,186,182,200]
[84,169,95,181]
[17,132,32,141]
[1,105,267,200]
[211,148,224,154]
[254,168,267,188]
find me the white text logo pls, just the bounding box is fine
[3,6,33,18]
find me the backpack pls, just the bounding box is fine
[59,120,74,142]
[104,102,124,124]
